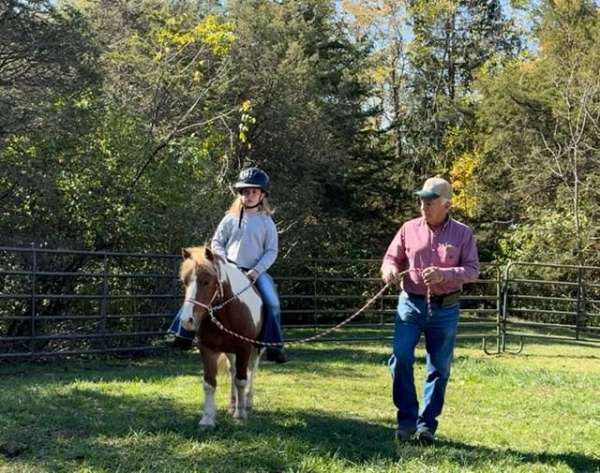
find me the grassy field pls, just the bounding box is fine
[1,339,599,473]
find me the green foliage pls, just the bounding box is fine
[3,0,600,267]
[224,0,374,257]
[471,0,600,265]
[0,0,240,253]
[0,0,100,143]
[497,207,590,263]
[340,0,522,249]
[406,0,522,170]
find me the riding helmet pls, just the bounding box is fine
[233,167,270,194]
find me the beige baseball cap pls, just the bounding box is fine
[414,177,452,201]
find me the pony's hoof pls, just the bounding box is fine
[232,410,247,421]
[198,423,216,432]
[233,416,247,426]
[198,417,216,430]
[198,422,215,431]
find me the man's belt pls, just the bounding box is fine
[406,290,461,307]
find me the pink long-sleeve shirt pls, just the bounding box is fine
[381,216,479,296]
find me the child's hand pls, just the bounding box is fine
[246,269,259,282]
[381,264,399,284]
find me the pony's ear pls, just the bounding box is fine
[204,246,214,261]
[182,248,192,260]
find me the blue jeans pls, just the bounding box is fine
[168,272,284,349]
[388,291,459,434]
[255,273,284,348]
[168,306,194,340]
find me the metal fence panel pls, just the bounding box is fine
[2,247,598,360]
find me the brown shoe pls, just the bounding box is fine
[415,429,435,445]
[394,428,416,443]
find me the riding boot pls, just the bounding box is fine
[165,335,193,350]
[266,348,288,364]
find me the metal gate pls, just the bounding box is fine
[483,261,600,354]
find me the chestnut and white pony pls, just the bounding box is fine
[178,246,264,429]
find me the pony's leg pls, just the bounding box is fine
[232,349,251,420]
[225,353,237,415]
[245,348,264,414]
[199,347,219,429]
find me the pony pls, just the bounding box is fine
[178,246,264,429]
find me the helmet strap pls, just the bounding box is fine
[237,195,263,228]
[238,206,244,229]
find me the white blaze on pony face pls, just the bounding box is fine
[180,269,199,332]
[222,262,263,330]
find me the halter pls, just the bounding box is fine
[186,280,255,316]
[187,286,220,313]
[185,259,254,319]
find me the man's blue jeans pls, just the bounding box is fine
[168,272,284,348]
[388,291,459,434]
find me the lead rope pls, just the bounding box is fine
[185,268,434,347]
[420,270,434,319]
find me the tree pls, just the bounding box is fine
[225,0,373,257]
[0,0,99,142]
[406,0,522,176]
[472,0,600,265]
[0,0,240,252]
[340,0,522,250]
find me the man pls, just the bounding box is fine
[381,176,479,445]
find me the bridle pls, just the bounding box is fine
[185,260,255,321]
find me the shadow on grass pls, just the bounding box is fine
[520,352,600,360]
[0,345,403,384]
[284,345,392,365]
[434,439,600,473]
[1,382,598,473]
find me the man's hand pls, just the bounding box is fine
[246,269,259,282]
[422,266,444,285]
[381,264,400,284]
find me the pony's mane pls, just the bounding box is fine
[180,246,218,283]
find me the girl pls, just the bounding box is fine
[166,167,288,363]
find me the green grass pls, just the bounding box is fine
[0,340,599,473]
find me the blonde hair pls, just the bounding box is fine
[227,195,274,216]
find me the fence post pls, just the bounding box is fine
[379,279,385,327]
[496,267,501,354]
[30,246,37,358]
[99,254,109,349]
[500,262,514,353]
[581,268,587,340]
[575,267,584,341]
[312,263,318,333]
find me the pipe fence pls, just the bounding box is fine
[1,247,598,360]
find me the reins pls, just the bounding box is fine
[184,268,433,347]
